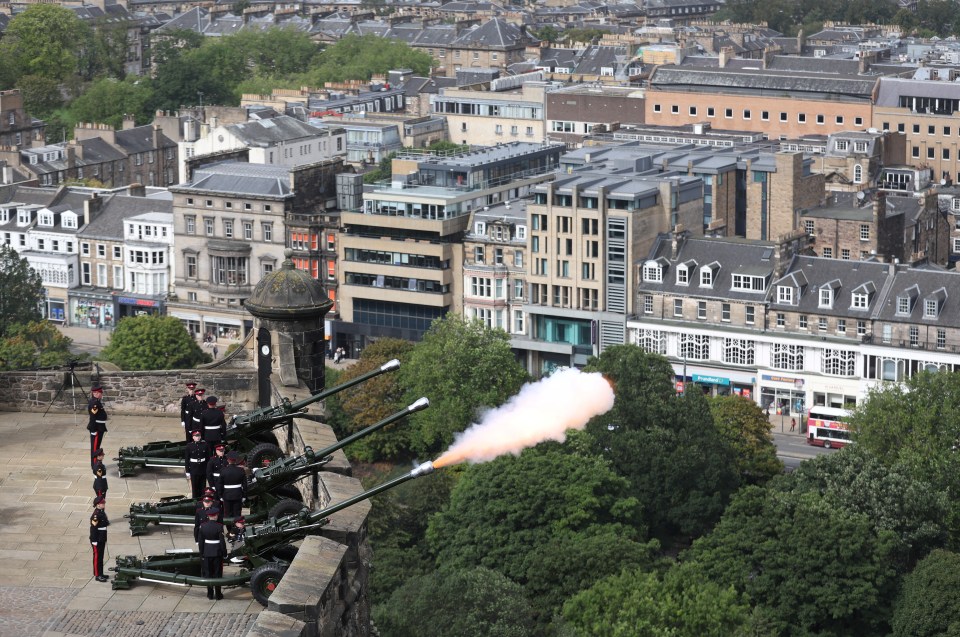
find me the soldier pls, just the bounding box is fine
[206,443,228,491]
[185,430,212,499]
[217,451,247,518]
[198,507,226,600]
[194,491,221,543]
[199,396,227,444]
[180,382,198,442]
[89,495,110,582]
[92,450,108,499]
[87,386,108,469]
[227,516,246,547]
[189,388,207,436]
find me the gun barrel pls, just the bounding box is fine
[309,397,429,460]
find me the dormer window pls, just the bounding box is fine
[38,212,54,227]
[676,265,689,285]
[516,225,527,240]
[896,296,910,315]
[62,213,77,229]
[17,209,31,225]
[852,292,868,309]
[820,288,833,308]
[854,141,867,153]
[474,221,486,236]
[642,260,663,283]
[700,262,718,287]
[777,285,794,305]
[836,140,849,152]
[924,288,946,318]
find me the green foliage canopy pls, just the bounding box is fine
[98,314,210,370]
[306,34,435,84]
[0,244,44,336]
[891,549,960,637]
[0,5,91,84]
[0,321,78,371]
[709,395,783,485]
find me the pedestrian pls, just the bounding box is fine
[185,430,212,499]
[189,388,207,435]
[180,382,198,443]
[790,418,797,432]
[212,345,219,359]
[199,396,227,444]
[197,507,226,600]
[87,385,108,469]
[89,495,110,582]
[217,451,247,518]
[206,443,228,490]
[93,450,108,498]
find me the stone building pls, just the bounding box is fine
[0,89,45,149]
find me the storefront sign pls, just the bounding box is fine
[762,374,803,386]
[118,297,158,307]
[693,373,730,386]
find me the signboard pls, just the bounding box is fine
[762,374,803,386]
[118,297,158,307]
[693,373,730,386]
[675,381,684,394]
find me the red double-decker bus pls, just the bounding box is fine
[806,406,853,449]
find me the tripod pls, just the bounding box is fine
[43,361,89,424]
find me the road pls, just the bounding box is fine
[772,430,834,472]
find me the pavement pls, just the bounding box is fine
[0,410,263,637]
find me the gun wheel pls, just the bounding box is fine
[250,562,287,606]
[268,498,305,520]
[247,442,284,468]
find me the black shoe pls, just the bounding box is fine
[96,575,109,582]
[207,590,214,599]
[215,590,223,600]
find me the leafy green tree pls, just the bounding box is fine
[336,338,416,462]
[374,567,537,637]
[306,35,435,84]
[850,371,960,540]
[98,314,210,370]
[427,442,650,626]
[150,29,205,69]
[584,345,740,542]
[15,74,64,119]
[892,549,960,637]
[400,315,529,457]
[86,18,130,80]
[686,486,901,637]
[234,29,320,78]
[62,77,153,130]
[0,5,92,83]
[779,445,948,568]
[709,395,782,485]
[0,245,44,336]
[0,321,79,370]
[534,25,560,43]
[362,152,396,184]
[562,564,751,637]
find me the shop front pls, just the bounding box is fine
[69,289,116,328]
[673,366,755,399]
[759,373,806,421]
[116,295,163,321]
[45,293,67,324]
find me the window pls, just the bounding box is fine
[223,219,233,238]
[474,246,485,263]
[928,147,935,160]
[779,112,787,123]
[761,111,769,121]
[804,220,815,234]
[635,328,666,354]
[204,218,214,235]
[909,326,919,346]
[857,320,867,336]
[743,109,751,120]
[262,223,273,242]
[676,266,689,285]
[707,107,715,117]
[679,333,710,360]
[798,113,806,123]
[837,115,845,125]
[82,242,90,256]
[671,104,679,114]
[816,114,824,125]
[772,343,804,370]
[674,299,683,317]
[745,305,755,325]
[819,317,828,332]
[653,104,661,113]
[186,254,197,278]
[243,222,253,240]
[97,244,105,258]
[819,288,833,308]
[725,108,733,118]
[689,106,697,116]
[264,205,272,213]
[937,328,946,349]
[854,117,863,126]
[721,303,731,322]
[723,338,755,365]
[799,315,808,329]
[642,262,662,282]
[822,349,856,376]
[928,125,936,135]
[852,293,868,309]
[823,247,832,258]
[838,319,846,334]
[860,224,870,241]
[776,312,785,327]
[643,295,654,314]
[841,249,850,260]
[945,149,952,161]
[697,301,707,320]
[896,295,910,315]
[777,286,794,304]
[700,267,713,287]
[925,298,939,318]
[731,273,765,292]
[185,216,196,234]
[853,164,863,183]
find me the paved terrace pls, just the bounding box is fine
[0,410,262,637]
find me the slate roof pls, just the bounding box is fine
[453,18,529,49]
[78,193,173,241]
[879,268,960,327]
[174,161,293,198]
[771,256,892,318]
[225,116,329,147]
[875,76,960,107]
[115,125,175,154]
[649,65,879,100]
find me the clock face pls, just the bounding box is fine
[261,344,271,356]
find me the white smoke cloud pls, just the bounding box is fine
[434,368,615,467]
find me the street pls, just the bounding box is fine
[772,429,834,472]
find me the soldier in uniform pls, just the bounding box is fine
[180,382,198,442]
[194,491,221,542]
[87,386,108,469]
[93,450,108,499]
[185,430,212,499]
[189,388,207,437]
[206,444,228,492]
[198,507,226,600]
[89,495,110,582]
[217,451,247,518]
[227,516,246,547]
[199,395,227,444]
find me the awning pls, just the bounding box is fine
[170,312,201,322]
[205,317,242,327]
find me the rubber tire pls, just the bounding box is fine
[270,543,299,563]
[250,562,287,606]
[824,440,832,449]
[247,443,284,468]
[274,485,303,502]
[268,498,305,520]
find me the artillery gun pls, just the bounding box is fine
[125,397,430,535]
[116,359,401,476]
[110,460,437,605]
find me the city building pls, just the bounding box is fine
[432,76,548,146]
[0,89,45,150]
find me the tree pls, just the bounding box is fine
[850,371,960,540]
[62,77,153,131]
[562,564,751,637]
[583,345,740,542]
[685,486,901,636]
[709,395,782,485]
[15,74,64,119]
[426,441,650,626]
[0,5,91,83]
[0,245,44,337]
[306,35,435,85]
[892,549,960,637]
[534,25,560,43]
[374,567,537,637]
[335,338,416,462]
[0,321,79,371]
[98,314,210,370]
[400,315,529,457]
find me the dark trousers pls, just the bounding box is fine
[202,555,223,596]
[224,498,242,518]
[90,431,104,467]
[189,472,206,499]
[184,422,193,443]
[92,538,106,577]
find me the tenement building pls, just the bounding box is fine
[628,230,960,421]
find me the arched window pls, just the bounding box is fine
[853,164,863,184]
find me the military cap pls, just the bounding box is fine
[206,395,218,405]
[205,508,220,517]
[93,495,105,506]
